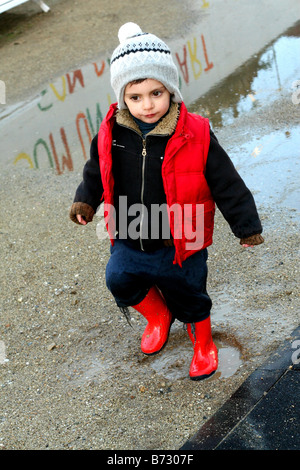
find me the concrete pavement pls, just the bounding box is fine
[181,326,300,450]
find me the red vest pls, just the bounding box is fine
[98,102,215,267]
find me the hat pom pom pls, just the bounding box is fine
[118,22,143,43]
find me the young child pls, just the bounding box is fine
[69,23,264,381]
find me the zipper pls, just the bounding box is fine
[116,123,170,250]
[140,138,147,251]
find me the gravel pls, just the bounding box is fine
[0,144,298,449]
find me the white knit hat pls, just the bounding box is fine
[110,22,183,109]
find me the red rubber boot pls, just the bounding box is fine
[187,317,218,380]
[132,286,173,355]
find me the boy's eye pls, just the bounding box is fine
[153,90,162,97]
[130,95,140,101]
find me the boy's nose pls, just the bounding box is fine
[143,97,153,110]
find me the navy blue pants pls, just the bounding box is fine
[105,240,211,323]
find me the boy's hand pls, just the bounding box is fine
[69,202,95,225]
[240,234,264,247]
[76,214,87,225]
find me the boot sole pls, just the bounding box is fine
[190,369,216,381]
[142,338,169,356]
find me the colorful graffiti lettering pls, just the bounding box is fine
[14,102,106,174]
[14,34,214,173]
[37,61,106,111]
[176,34,213,84]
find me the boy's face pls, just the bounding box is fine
[124,79,171,124]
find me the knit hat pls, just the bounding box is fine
[110,22,183,109]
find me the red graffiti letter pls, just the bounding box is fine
[175,45,189,84]
[66,69,85,94]
[49,128,73,174]
[93,61,105,77]
[76,112,93,161]
[201,35,213,72]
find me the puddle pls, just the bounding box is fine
[188,21,300,218]
[58,353,118,388]
[215,343,243,379]
[58,326,243,387]
[228,126,300,214]
[189,23,300,129]
[148,334,242,381]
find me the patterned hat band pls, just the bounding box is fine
[110,23,183,109]
[110,47,171,66]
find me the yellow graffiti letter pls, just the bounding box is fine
[187,38,202,79]
[14,153,34,168]
[50,76,67,102]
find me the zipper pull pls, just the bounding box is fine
[142,139,147,157]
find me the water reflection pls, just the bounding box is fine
[149,339,242,381]
[229,126,300,213]
[188,22,300,129]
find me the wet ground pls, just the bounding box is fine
[0,0,299,451]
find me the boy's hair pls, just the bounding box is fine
[127,78,147,87]
[110,22,183,110]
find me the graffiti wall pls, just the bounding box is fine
[0,0,298,174]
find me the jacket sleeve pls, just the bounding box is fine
[205,130,263,240]
[69,134,104,223]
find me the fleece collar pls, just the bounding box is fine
[115,102,180,137]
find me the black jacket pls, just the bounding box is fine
[73,107,263,241]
